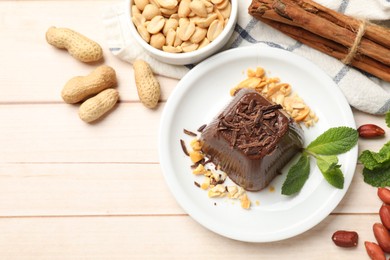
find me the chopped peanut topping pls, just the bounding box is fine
[240,193,251,210]
[208,184,226,198]
[201,177,210,190]
[192,164,207,175]
[189,151,204,163]
[231,66,318,127]
[227,185,245,199]
[190,138,203,151]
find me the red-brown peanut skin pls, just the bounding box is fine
[365,241,386,260]
[373,223,390,253]
[378,188,390,204]
[380,204,390,230]
[357,124,385,138]
[331,230,358,247]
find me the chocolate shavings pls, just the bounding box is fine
[216,97,283,156]
[197,124,207,132]
[183,129,197,137]
[180,139,189,156]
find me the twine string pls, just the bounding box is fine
[342,20,367,65]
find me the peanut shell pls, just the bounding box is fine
[61,65,117,104]
[133,60,161,109]
[46,26,103,63]
[78,88,119,123]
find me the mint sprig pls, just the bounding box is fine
[281,127,358,195]
[281,155,310,195]
[306,126,358,155]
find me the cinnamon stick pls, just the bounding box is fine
[259,18,390,82]
[248,0,390,82]
[293,0,390,49]
[274,0,389,65]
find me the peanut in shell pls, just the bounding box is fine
[46,26,103,63]
[61,65,117,104]
[78,88,119,123]
[133,60,161,109]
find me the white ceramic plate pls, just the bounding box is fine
[159,45,358,242]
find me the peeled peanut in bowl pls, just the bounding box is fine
[125,0,238,65]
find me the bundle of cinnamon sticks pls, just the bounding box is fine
[248,0,390,82]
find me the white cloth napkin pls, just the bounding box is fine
[102,0,390,114]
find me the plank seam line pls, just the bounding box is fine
[0,213,377,219]
[0,100,166,105]
[0,214,188,219]
[2,162,160,165]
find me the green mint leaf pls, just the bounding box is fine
[386,110,390,128]
[359,141,390,170]
[316,155,344,189]
[316,155,338,172]
[374,142,390,163]
[306,126,358,155]
[359,150,382,170]
[323,167,344,189]
[363,164,390,187]
[282,154,310,195]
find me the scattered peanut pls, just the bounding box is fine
[331,230,358,247]
[358,124,385,138]
[131,0,231,53]
[374,223,390,253]
[378,187,390,204]
[379,204,390,230]
[78,88,119,123]
[61,65,117,104]
[365,241,386,260]
[46,26,103,63]
[133,59,161,109]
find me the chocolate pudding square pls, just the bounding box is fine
[200,89,303,191]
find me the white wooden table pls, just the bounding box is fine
[0,1,388,259]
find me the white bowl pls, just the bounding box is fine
[125,0,238,65]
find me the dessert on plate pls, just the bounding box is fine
[200,88,304,191]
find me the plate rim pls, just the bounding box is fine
[158,45,358,242]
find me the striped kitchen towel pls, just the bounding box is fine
[102,0,390,114]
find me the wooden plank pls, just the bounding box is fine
[0,103,162,163]
[0,0,176,103]
[0,214,380,259]
[0,163,380,217]
[0,163,184,216]
[0,107,378,165]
